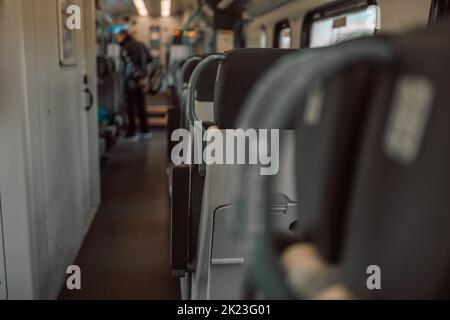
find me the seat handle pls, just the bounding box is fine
[178,56,201,105]
[186,55,225,127]
[84,88,94,111]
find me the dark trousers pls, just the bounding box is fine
[125,88,149,137]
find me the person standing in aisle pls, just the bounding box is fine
[114,28,152,141]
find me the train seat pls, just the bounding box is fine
[167,59,187,160]
[179,57,201,128]
[338,21,450,299]
[294,63,380,264]
[170,54,222,299]
[258,53,384,299]
[195,57,220,122]
[192,48,299,300]
[168,57,202,161]
[235,21,450,300]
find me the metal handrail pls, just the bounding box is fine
[178,56,201,105]
[185,54,225,127]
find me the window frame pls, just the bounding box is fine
[273,19,292,48]
[260,25,269,48]
[301,0,378,49]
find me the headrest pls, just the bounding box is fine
[214,48,297,129]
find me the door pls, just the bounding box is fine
[79,0,101,230]
[32,0,90,295]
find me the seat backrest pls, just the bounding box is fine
[187,55,221,261]
[214,48,296,129]
[168,59,186,92]
[295,62,379,264]
[197,58,220,103]
[340,22,450,299]
[192,48,300,299]
[194,55,221,122]
[183,58,200,85]
[189,49,296,263]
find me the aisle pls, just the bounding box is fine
[59,130,179,300]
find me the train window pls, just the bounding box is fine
[274,20,292,48]
[260,26,268,48]
[301,0,379,48]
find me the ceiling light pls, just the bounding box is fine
[133,0,149,17]
[161,0,171,17]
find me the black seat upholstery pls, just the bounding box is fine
[167,59,187,160]
[170,165,190,275]
[189,48,297,266]
[340,23,450,299]
[295,63,380,264]
[183,57,200,85]
[215,48,296,129]
[167,59,186,110]
[196,58,221,103]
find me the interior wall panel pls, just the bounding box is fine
[0,195,7,300]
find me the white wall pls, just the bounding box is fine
[377,0,432,33]
[0,0,99,299]
[0,0,36,299]
[245,0,433,48]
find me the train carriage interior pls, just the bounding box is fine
[0,0,450,301]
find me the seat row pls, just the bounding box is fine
[168,48,301,299]
[235,20,450,300]
[167,19,450,300]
